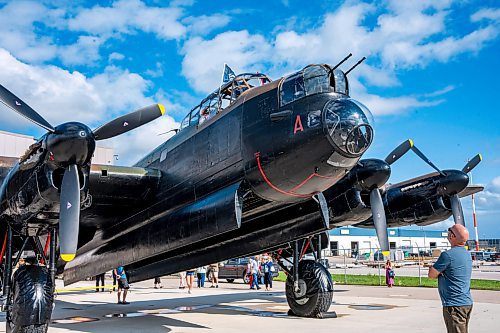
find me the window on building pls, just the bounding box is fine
[430,242,437,249]
[390,242,396,249]
[330,241,338,256]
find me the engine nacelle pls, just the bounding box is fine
[328,187,372,227]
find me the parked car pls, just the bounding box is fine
[318,258,330,269]
[489,252,500,262]
[218,257,279,283]
[470,251,489,261]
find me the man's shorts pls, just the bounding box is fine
[443,305,473,333]
[118,277,130,290]
[186,271,195,276]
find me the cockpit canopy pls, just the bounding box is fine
[179,73,272,130]
[280,64,348,107]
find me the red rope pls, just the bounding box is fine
[299,237,312,260]
[44,233,51,256]
[0,232,7,265]
[255,153,310,198]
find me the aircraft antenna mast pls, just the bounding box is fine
[345,57,366,75]
[329,53,352,74]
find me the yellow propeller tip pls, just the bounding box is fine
[158,104,166,115]
[408,139,414,147]
[61,254,75,262]
[382,251,390,257]
[478,153,482,161]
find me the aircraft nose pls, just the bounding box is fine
[323,98,374,157]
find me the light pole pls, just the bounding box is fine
[340,245,347,284]
[414,242,422,286]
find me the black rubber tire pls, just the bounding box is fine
[285,260,334,318]
[242,270,250,284]
[226,279,235,283]
[6,322,48,333]
[6,266,53,333]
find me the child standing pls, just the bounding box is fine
[385,260,395,287]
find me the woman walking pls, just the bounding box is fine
[186,269,195,294]
[385,260,395,288]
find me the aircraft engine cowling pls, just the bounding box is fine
[328,188,372,227]
[356,195,452,228]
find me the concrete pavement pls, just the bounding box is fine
[1,277,498,333]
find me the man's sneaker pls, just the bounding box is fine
[122,301,130,305]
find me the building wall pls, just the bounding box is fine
[0,130,35,158]
[328,227,450,256]
[0,130,113,165]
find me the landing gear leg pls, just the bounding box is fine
[5,228,55,333]
[285,239,334,318]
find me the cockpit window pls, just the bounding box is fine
[332,69,348,95]
[280,65,350,106]
[304,65,330,96]
[177,72,272,132]
[180,115,189,129]
[280,72,305,106]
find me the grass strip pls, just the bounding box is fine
[274,272,500,291]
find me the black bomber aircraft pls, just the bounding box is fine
[0,54,482,332]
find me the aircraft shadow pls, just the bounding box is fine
[49,290,298,332]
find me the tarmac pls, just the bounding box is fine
[1,277,498,333]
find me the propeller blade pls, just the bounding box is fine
[462,154,482,173]
[0,84,55,132]
[410,145,445,176]
[59,164,80,262]
[450,194,465,226]
[370,189,390,255]
[93,103,165,140]
[384,139,413,165]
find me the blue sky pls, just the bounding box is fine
[0,0,499,237]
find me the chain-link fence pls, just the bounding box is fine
[321,245,499,286]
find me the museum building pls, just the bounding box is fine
[0,129,115,167]
[328,226,450,256]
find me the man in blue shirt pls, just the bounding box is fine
[114,266,130,304]
[428,224,473,333]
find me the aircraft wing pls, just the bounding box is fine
[79,164,162,230]
[458,185,484,198]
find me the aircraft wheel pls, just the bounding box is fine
[6,266,53,333]
[226,279,235,283]
[285,260,334,318]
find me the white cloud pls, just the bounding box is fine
[491,176,500,188]
[183,14,231,36]
[180,1,499,115]
[471,8,500,22]
[0,47,180,165]
[108,109,180,165]
[181,31,271,93]
[422,85,456,98]
[356,93,444,116]
[108,52,125,62]
[471,176,500,214]
[67,0,186,40]
[58,35,104,66]
[0,1,59,63]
